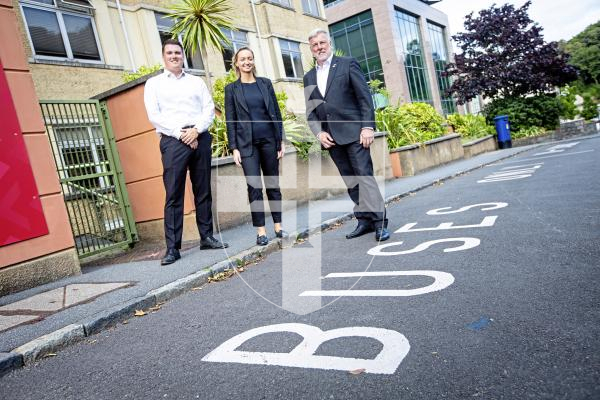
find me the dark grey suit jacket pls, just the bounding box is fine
[224,77,284,157]
[303,56,375,145]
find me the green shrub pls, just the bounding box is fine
[483,94,561,133]
[284,120,325,160]
[209,114,229,158]
[212,69,238,111]
[558,86,578,120]
[377,102,445,149]
[512,126,545,139]
[122,64,162,83]
[446,113,494,139]
[581,95,599,120]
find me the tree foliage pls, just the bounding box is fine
[482,94,561,133]
[563,21,600,86]
[167,0,235,89]
[446,1,576,104]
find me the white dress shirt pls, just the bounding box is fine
[316,54,333,97]
[144,70,215,139]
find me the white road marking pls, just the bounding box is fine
[491,149,594,165]
[534,142,579,156]
[368,237,481,256]
[202,323,410,375]
[427,202,508,215]
[395,216,497,233]
[299,270,455,297]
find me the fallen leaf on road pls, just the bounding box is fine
[134,310,147,317]
[44,353,57,358]
[122,320,129,324]
[149,305,162,311]
[349,368,366,375]
[191,287,203,291]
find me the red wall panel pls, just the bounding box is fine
[0,59,48,246]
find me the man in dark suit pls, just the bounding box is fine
[303,28,389,241]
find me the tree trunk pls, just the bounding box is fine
[201,44,212,91]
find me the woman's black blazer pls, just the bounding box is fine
[224,77,284,157]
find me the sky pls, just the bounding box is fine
[433,0,600,45]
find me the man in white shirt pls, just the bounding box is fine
[144,39,228,265]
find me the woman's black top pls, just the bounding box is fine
[241,82,274,141]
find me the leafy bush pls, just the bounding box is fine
[284,120,324,160]
[122,64,162,83]
[212,69,238,111]
[512,126,545,139]
[209,114,229,158]
[482,94,561,133]
[558,86,578,120]
[581,95,599,120]
[446,113,494,139]
[377,102,445,149]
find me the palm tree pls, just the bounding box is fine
[167,0,235,89]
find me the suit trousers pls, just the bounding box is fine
[240,137,282,227]
[160,132,213,249]
[328,140,387,229]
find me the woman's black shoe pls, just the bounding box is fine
[275,230,288,239]
[256,235,269,246]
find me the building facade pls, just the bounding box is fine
[14,0,327,112]
[323,0,464,116]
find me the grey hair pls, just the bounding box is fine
[308,28,330,42]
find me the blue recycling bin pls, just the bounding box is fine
[494,115,512,149]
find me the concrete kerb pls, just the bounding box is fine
[0,144,538,376]
[13,324,86,365]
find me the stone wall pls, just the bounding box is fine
[463,135,497,158]
[390,134,464,177]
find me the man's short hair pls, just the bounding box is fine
[308,28,330,42]
[162,38,183,53]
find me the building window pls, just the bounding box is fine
[395,10,432,104]
[329,10,384,83]
[267,0,292,7]
[20,0,102,62]
[279,39,303,78]
[427,22,456,115]
[155,12,204,71]
[221,28,249,71]
[56,126,113,192]
[302,0,320,17]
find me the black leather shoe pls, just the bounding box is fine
[275,230,288,239]
[200,236,229,250]
[161,248,180,265]
[256,235,269,246]
[345,223,375,239]
[375,227,390,242]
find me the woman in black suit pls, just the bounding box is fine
[224,47,286,246]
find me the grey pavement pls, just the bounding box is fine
[0,133,597,376]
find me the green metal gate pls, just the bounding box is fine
[40,100,138,258]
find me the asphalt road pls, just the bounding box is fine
[2,136,599,399]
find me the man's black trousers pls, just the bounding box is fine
[240,137,282,227]
[160,132,213,250]
[328,140,387,229]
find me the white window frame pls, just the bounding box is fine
[268,0,292,8]
[221,28,249,71]
[279,39,303,79]
[20,0,104,64]
[302,0,321,17]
